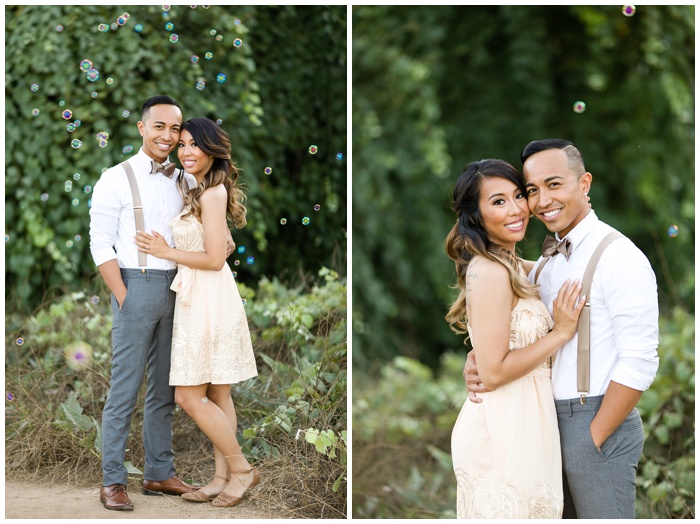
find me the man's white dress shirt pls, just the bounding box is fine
[529,210,659,400]
[89,147,196,270]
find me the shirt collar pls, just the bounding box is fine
[556,209,598,253]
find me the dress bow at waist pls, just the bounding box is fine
[170,265,193,305]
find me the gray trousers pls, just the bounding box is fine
[102,268,178,486]
[556,395,644,519]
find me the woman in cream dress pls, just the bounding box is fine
[136,117,258,508]
[444,159,584,518]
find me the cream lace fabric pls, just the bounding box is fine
[168,211,257,386]
[451,297,563,519]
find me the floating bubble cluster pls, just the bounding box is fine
[264,167,272,175]
[216,73,227,83]
[622,5,636,17]
[96,131,109,141]
[302,217,310,225]
[30,83,39,92]
[98,23,109,32]
[668,225,679,238]
[65,181,73,192]
[573,101,586,113]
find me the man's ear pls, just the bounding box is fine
[580,171,592,195]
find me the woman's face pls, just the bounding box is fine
[477,176,530,251]
[177,129,214,180]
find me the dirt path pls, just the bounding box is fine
[5,479,285,519]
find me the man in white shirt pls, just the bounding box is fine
[465,139,659,518]
[90,95,198,510]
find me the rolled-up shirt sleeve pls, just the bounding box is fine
[89,171,121,267]
[603,242,660,391]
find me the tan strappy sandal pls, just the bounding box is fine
[211,468,260,508]
[181,474,229,502]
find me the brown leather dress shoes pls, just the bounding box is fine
[100,484,134,510]
[142,475,198,496]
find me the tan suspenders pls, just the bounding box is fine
[120,160,147,271]
[535,231,624,403]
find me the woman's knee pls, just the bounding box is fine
[206,384,232,405]
[174,387,206,412]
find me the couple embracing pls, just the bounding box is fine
[446,139,659,519]
[89,95,258,511]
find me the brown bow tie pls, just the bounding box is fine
[151,160,176,178]
[542,235,572,260]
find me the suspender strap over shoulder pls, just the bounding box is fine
[120,160,147,271]
[577,231,624,402]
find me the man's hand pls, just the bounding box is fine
[464,350,491,403]
[225,229,236,258]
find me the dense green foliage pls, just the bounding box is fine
[352,310,694,519]
[352,5,694,368]
[5,5,346,309]
[6,268,347,517]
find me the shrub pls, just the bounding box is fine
[5,268,347,518]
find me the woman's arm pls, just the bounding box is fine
[135,185,228,271]
[467,257,583,390]
[519,257,536,275]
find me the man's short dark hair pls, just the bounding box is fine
[521,138,586,177]
[141,95,181,120]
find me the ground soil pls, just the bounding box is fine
[5,478,286,520]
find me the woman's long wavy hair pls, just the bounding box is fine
[445,159,539,335]
[177,117,247,228]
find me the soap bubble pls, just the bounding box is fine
[191,55,199,63]
[73,173,81,180]
[66,123,76,132]
[64,340,93,370]
[622,5,636,17]
[196,81,206,90]
[216,35,223,41]
[6,392,15,402]
[234,19,241,25]
[121,145,134,154]
[98,139,108,148]
[233,38,243,47]
[56,24,64,32]
[106,78,114,85]
[16,337,24,346]
[237,246,246,254]
[308,145,318,154]
[32,108,40,116]
[91,295,100,304]
[74,119,81,127]
[210,29,217,36]
[84,185,92,194]
[74,235,82,241]
[91,91,98,98]
[116,16,127,26]
[98,23,109,32]
[165,22,174,31]
[336,152,344,160]
[41,193,49,202]
[66,240,74,247]
[71,139,82,149]
[162,5,171,11]
[246,256,254,265]
[135,24,143,32]
[80,59,93,72]
[122,110,130,118]
[62,109,73,120]
[169,34,179,43]
[111,23,118,30]
[86,69,100,82]
[234,260,240,266]
[30,83,39,92]
[65,181,73,192]
[668,225,679,237]
[216,73,227,83]
[302,216,310,225]
[216,119,223,125]
[72,198,80,206]
[279,218,287,225]
[205,52,213,60]
[314,204,321,211]
[264,167,272,175]
[573,101,586,113]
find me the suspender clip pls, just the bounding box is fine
[580,395,587,405]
